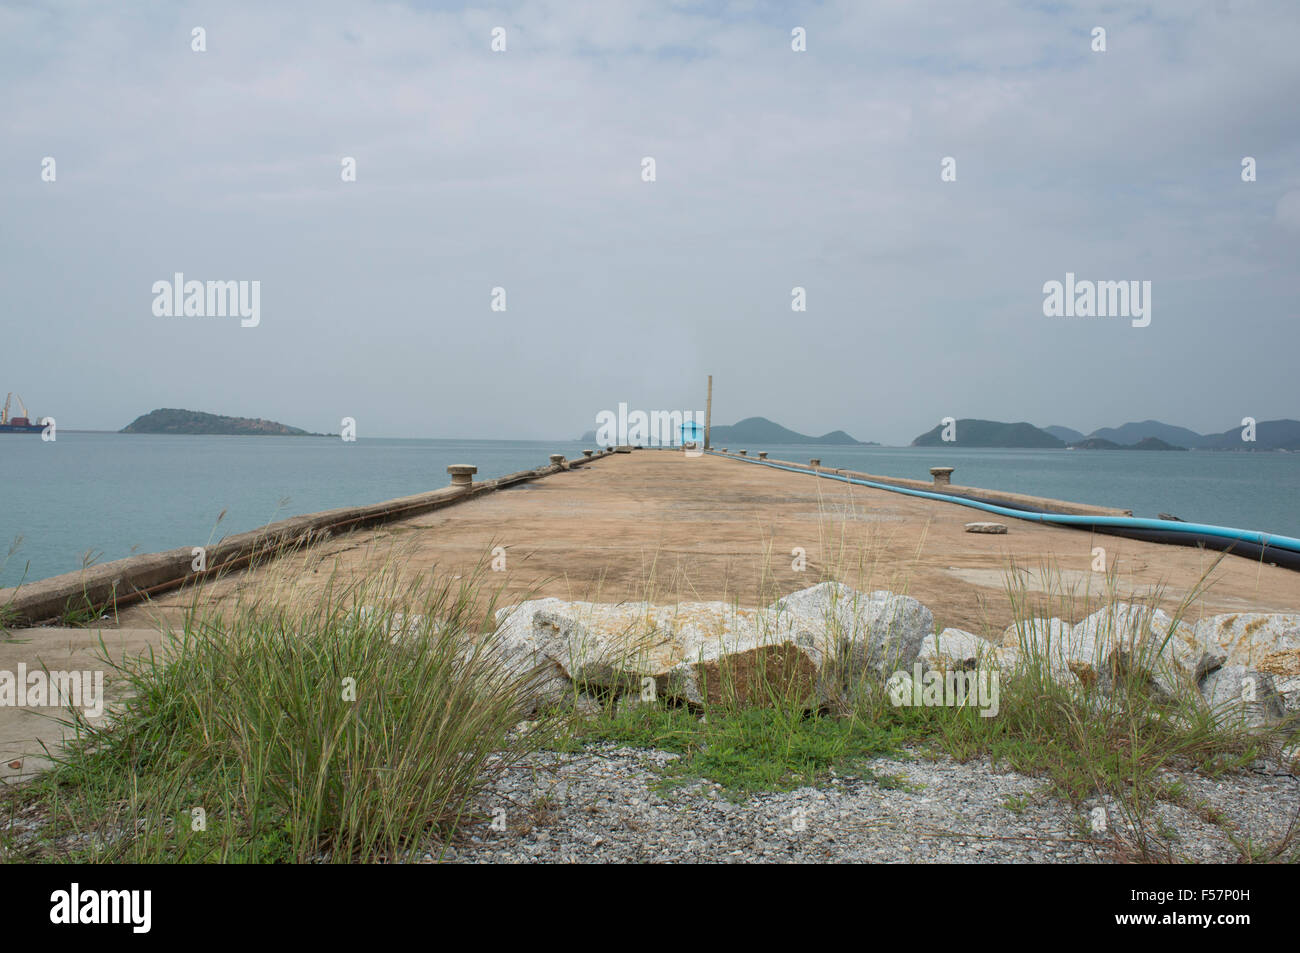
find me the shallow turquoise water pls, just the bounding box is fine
[0,434,590,586]
[1,435,1297,587]
[753,444,1300,539]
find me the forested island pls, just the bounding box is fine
[121,408,327,436]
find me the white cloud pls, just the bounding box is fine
[1,0,1298,442]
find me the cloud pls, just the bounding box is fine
[1,1,1298,442]
[1277,190,1300,232]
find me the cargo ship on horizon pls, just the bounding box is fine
[0,392,45,433]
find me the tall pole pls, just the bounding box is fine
[705,374,713,449]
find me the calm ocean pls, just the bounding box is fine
[2,434,1298,587]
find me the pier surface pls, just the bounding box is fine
[109,449,1300,629]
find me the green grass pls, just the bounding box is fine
[1,562,537,863]
[56,592,105,628]
[556,701,905,799]
[1001,794,1029,814]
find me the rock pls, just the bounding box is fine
[614,692,656,716]
[1076,604,1223,695]
[964,522,1007,534]
[493,598,584,714]
[1000,617,1077,679]
[1193,613,1300,711]
[680,641,822,707]
[357,606,427,644]
[1000,606,1223,696]
[1197,665,1286,729]
[1276,676,1300,714]
[493,597,822,709]
[769,582,934,682]
[489,582,935,711]
[918,628,998,671]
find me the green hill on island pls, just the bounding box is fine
[1070,436,1187,451]
[707,417,874,446]
[1039,418,1300,451]
[911,419,1064,448]
[122,408,324,436]
[1087,420,1208,448]
[1199,419,1300,451]
[1044,425,1086,444]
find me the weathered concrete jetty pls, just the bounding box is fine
[9,446,1296,634]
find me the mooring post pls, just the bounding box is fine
[739,449,747,456]
[758,451,768,460]
[809,458,821,468]
[930,466,955,487]
[582,449,593,458]
[705,374,712,450]
[550,454,566,468]
[447,464,477,487]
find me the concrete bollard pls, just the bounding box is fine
[930,466,955,487]
[721,448,728,453]
[550,454,566,467]
[447,464,477,487]
[739,449,747,456]
[758,451,767,459]
[809,458,821,467]
[582,449,593,458]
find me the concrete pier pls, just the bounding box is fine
[79,450,1300,638]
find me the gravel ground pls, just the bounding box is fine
[434,746,1300,863]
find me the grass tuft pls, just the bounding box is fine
[2,560,536,863]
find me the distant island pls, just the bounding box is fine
[1085,420,1205,448]
[1197,419,1300,451]
[1069,419,1300,451]
[911,417,1300,451]
[121,408,327,436]
[705,417,875,446]
[912,420,1064,448]
[580,416,875,446]
[1069,436,1187,451]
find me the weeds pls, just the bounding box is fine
[2,559,537,863]
[568,702,904,799]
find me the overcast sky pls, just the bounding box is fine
[2,0,1297,445]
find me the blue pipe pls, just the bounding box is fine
[709,451,1300,555]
